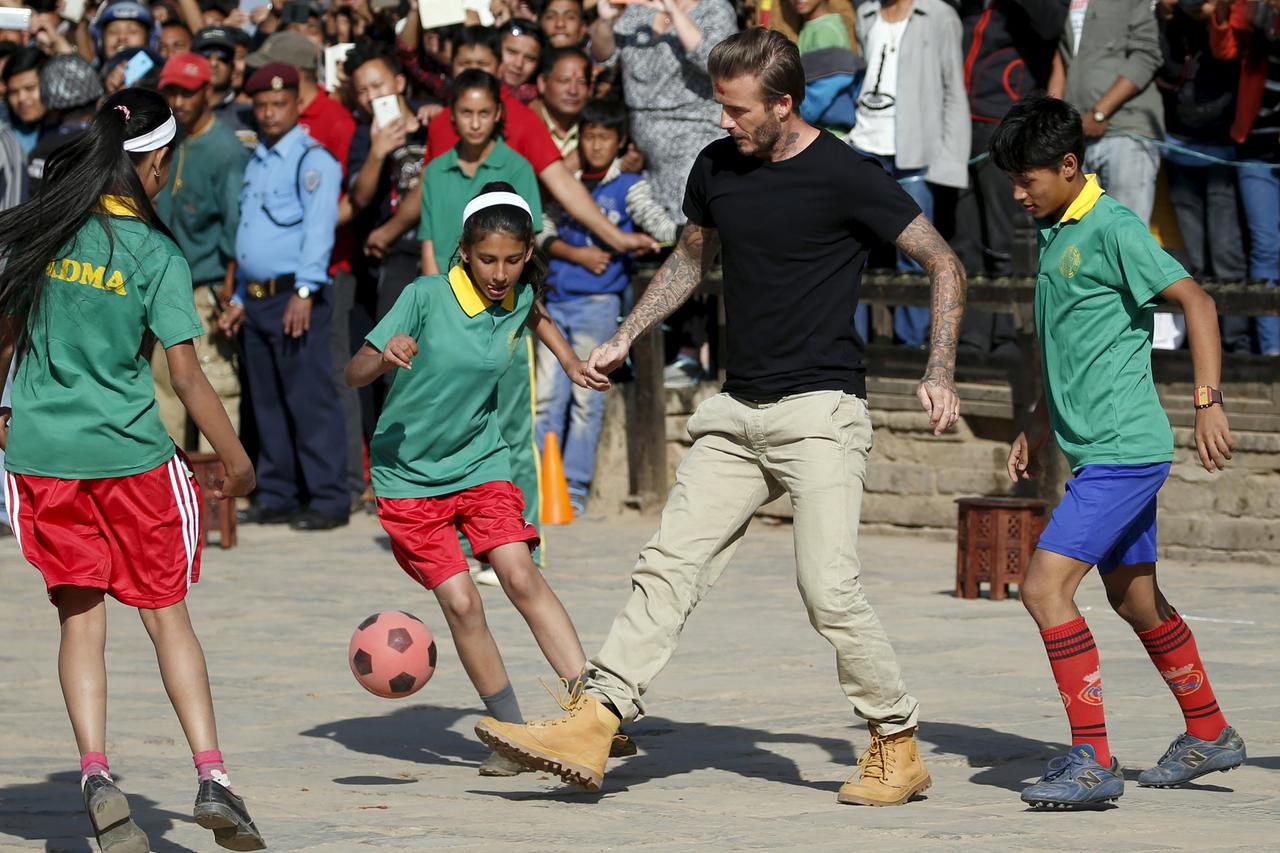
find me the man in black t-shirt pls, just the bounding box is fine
[476,29,966,808]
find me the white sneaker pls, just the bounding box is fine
[473,567,501,586]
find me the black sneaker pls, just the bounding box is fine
[193,780,266,851]
[82,774,149,853]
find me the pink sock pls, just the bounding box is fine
[80,752,111,782]
[194,749,232,789]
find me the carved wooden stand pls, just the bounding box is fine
[187,452,237,550]
[954,497,1047,600]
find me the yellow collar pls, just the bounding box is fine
[99,195,141,218]
[1059,174,1105,224]
[448,265,516,317]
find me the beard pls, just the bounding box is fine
[737,113,784,158]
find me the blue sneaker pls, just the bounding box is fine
[1021,744,1124,809]
[1138,727,1246,787]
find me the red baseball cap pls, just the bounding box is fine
[158,52,212,91]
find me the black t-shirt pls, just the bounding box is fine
[347,118,428,255]
[682,132,920,400]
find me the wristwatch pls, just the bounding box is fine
[1194,385,1223,409]
[296,285,313,300]
[1092,109,1108,124]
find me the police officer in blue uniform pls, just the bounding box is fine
[220,62,349,530]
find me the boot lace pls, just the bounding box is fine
[531,677,586,726]
[857,733,897,782]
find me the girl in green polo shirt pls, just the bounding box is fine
[0,89,265,850]
[420,68,546,582]
[349,182,607,776]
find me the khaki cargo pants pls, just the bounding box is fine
[587,390,920,735]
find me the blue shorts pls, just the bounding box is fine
[1037,463,1171,575]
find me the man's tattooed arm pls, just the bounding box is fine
[612,222,721,347]
[895,213,967,386]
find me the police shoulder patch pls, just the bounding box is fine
[303,169,322,193]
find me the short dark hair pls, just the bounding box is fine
[500,17,544,48]
[538,46,590,81]
[990,95,1085,173]
[2,46,47,84]
[579,97,627,139]
[161,19,192,35]
[451,24,500,59]
[344,41,402,78]
[707,27,804,107]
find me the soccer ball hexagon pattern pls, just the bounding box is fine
[348,610,437,698]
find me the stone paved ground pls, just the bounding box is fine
[1,512,1277,852]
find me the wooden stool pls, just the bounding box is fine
[955,497,1047,600]
[186,452,237,550]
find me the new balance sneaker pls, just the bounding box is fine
[82,774,149,853]
[1138,727,1246,787]
[193,779,266,851]
[1021,744,1124,809]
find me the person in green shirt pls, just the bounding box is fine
[790,0,853,53]
[349,182,605,776]
[992,96,1244,810]
[152,51,247,453]
[0,89,265,852]
[420,69,545,579]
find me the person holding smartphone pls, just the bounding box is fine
[346,47,428,321]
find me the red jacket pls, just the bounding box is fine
[426,86,561,174]
[1208,0,1279,144]
[299,89,357,275]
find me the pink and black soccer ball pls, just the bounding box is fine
[348,611,437,698]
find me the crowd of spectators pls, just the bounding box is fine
[0,0,1276,524]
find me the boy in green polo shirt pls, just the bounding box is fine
[990,96,1245,809]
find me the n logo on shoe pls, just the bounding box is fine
[1180,749,1208,769]
[1077,771,1103,790]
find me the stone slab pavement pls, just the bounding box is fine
[1,512,1277,852]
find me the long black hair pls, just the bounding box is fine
[0,87,177,354]
[456,181,547,298]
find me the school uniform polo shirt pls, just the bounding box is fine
[5,196,204,479]
[366,266,536,498]
[417,140,542,273]
[1035,175,1189,471]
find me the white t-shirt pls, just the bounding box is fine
[849,15,910,157]
[1070,0,1089,55]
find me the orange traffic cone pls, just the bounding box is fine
[540,432,575,525]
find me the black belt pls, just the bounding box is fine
[245,274,296,300]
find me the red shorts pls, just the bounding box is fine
[5,454,204,609]
[376,481,540,590]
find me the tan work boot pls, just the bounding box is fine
[837,725,932,806]
[475,680,620,792]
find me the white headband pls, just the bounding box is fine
[462,191,532,226]
[122,114,177,153]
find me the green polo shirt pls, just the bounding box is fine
[5,197,204,479]
[154,116,247,285]
[418,140,542,274]
[366,266,536,498]
[799,14,851,53]
[1035,175,1188,471]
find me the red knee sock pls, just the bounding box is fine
[80,752,110,783]
[1136,613,1229,740]
[1041,617,1110,765]
[194,749,233,789]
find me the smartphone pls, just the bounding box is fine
[62,0,86,24]
[124,50,156,86]
[0,7,32,30]
[372,94,400,129]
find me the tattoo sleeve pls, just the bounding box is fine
[894,213,967,383]
[613,222,720,345]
